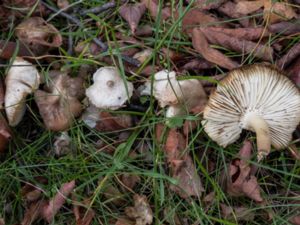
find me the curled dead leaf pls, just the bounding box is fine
[182,8,220,34]
[73,197,95,225]
[220,204,255,222]
[201,27,270,41]
[141,0,171,21]
[188,0,227,10]
[226,141,263,202]
[217,1,249,27]
[125,194,153,225]
[200,27,274,61]
[290,215,300,225]
[53,132,72,156]
[287,57,300,88]
[119,3,146,34]
[192,28,239,69]
[15,17,62,55]
[264,1,297,24]
[41,180,75,223]
[268,20,300,35]
[235,0,264,15]
[82,106,132,131]
[165,129,204,198]
[277,42,300,69]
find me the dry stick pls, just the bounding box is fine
[41,1,140,67]
[79,0,127,16]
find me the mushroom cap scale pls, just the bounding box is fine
[202,64,300,149]
[86,67,133,110]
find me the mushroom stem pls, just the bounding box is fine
[244,113,271,161]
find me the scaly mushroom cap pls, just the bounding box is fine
[86,67,133,110]
[202,64,300,150]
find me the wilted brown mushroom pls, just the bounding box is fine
[202,64,300,161]
[15,17,62,55]
[35,71,84,131]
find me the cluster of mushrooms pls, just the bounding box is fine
[3,58,300,161]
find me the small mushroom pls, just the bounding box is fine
[202,64,300,161]
[86,67,133,110]
[148,70,207,117]
[35,72,83,131]
[5,57,41,126]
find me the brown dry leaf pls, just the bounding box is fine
[35,72,83,131]
[182,58,214,71]
[57,0,69,9]
[119,3,146,34]
[41,180,75,223]
[226,141,263,202]
[220,204,255,222]
[0,41,32,59]
[183,120,199,137]
[277,42,300,69]
[102,181,126,206]
[155,123,165,143]
[0,218,4,225]
[164,129,186,163]
[200,27,274,61]
[288,144,300,160]
[0,115,12,153]
[15,17,62,55]
[141,0,171,20]
[290,215,300,225]
[115,217,135,225]
[21,183,43,202]
[236,0,264,15]
[120,174,141,190]
[135,24,153,36]
[192,28,239,70]
[182,8,219,34]
[201,27,270,41]
[73,199,95,225]
[74,41,102,56]
[268,20,300,35]
[125,194,153,225]
[95,111,132,132]
[165,129,204,198]
[217,1,249,27]
[287,57,300,88]
[264,1,297,24]
[169,156,204,198]
[189,0,227,10]
[21,200,46,225]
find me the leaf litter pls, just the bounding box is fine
[0,0,299,224]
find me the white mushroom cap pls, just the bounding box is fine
[202,64,300,158]
[5,57,40,126]
[152,70,207,117]
[86,67,133,110]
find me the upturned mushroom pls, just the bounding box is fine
[35,71,83,131]
[5,57,41,126]
[202,64,300,161]
[86,67,133,110]
[143,70,207,118]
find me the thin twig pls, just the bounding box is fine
[41,1,140,66]
[79,0,127,16]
